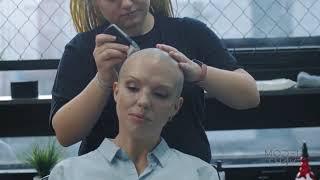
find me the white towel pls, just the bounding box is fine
[297,72,320,88]
[256,78,296,91]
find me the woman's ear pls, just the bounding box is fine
[113,82,119,103]
[173,97,184,116]
[168,97,183,123]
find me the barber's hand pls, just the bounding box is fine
[156,44,202,82]
[93,34,129,88]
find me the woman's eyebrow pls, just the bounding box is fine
[125,75,140,82]
[156,84,172,89]
[152,83,176,92]
[125,75,175,89]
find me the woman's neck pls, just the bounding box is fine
[113,133,160,175]
[124,12,154,37]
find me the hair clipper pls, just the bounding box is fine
[103,24,140,72]
[103,24,140,55]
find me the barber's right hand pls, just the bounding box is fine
[93,34,129,88]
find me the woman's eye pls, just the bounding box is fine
[154,92,168,99]
[127,86,139,92]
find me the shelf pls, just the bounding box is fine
[1,87,319,105]
[260,87,320,96]
[0,95,51,105]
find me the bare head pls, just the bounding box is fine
[119,48,184,97]
[113,48,184,140]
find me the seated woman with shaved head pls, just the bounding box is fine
[49,48,219,180]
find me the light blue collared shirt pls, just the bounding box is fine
[49,138,219,180]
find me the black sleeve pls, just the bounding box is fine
[49,33,96,130]
[183,17,241,71]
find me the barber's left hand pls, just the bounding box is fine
[156,44,202,83]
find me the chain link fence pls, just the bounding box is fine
[1,0,320,61]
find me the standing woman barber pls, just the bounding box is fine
[50,0,260,163]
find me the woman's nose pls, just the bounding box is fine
[121,0,133,8]
[137,91,151,109]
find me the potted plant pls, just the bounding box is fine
[24,140,62,180]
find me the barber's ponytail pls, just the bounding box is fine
[70,0,174,32]
[150,0,174,17]
[70,0,105,32]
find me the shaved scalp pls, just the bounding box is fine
[119,48,184,96]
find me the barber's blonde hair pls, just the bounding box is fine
[70,0,174,33]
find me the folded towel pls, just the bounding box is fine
[297,72,320,88]
[256,78,296,91]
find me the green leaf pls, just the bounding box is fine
[23,139,62,178]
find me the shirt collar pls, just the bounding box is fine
[97,139,121,163]
[148,138,170,168]
[97,138,171,167]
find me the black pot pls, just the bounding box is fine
[10,81,38,98]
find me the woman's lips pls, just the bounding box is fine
[121,10,138,17]
[128,113,145,123]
